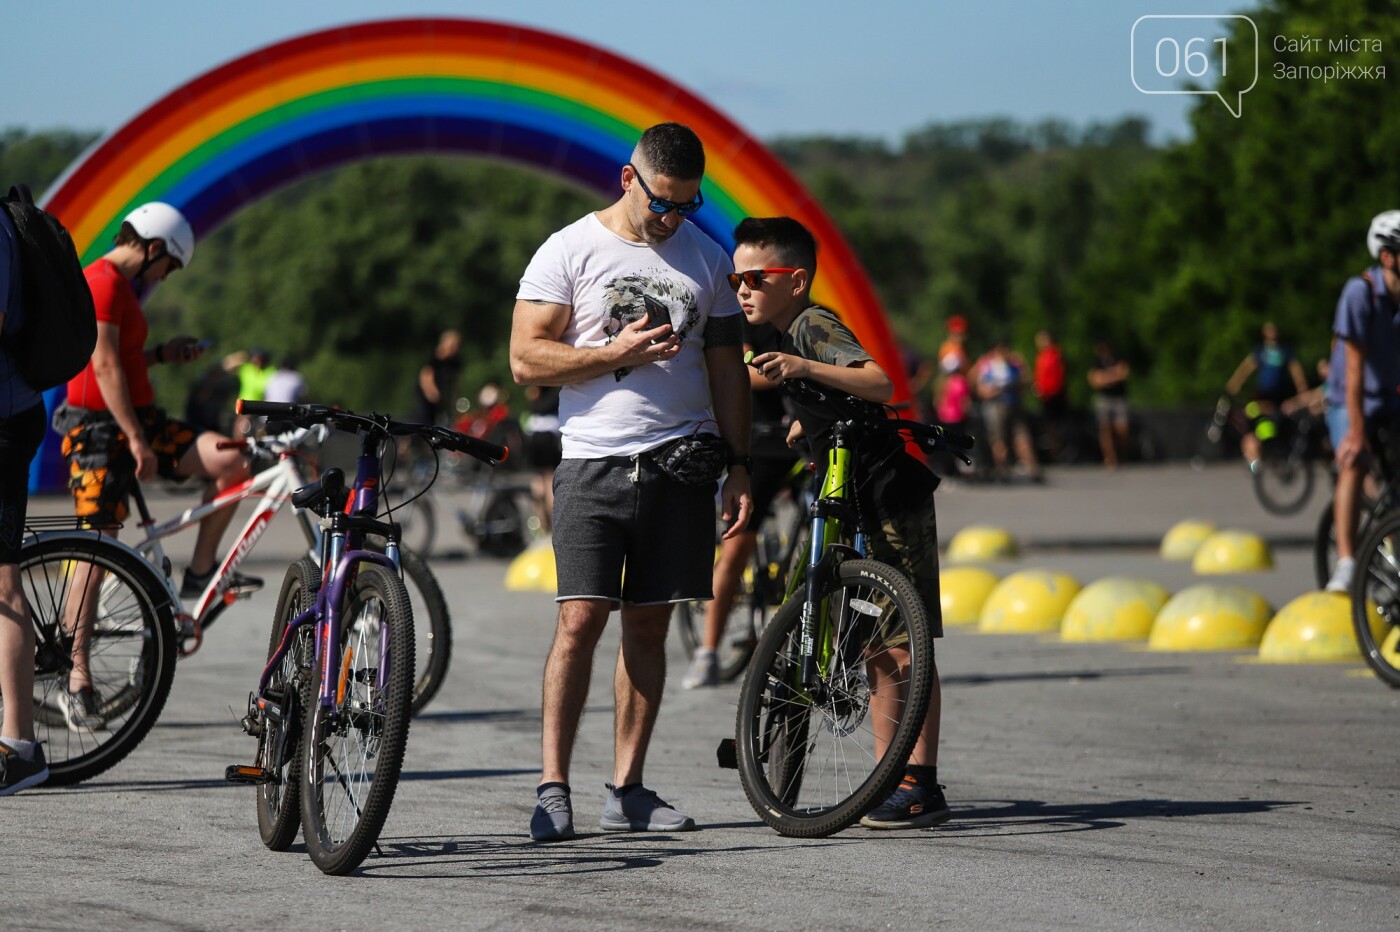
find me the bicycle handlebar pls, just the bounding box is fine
[779,379,975,459]
[236,399,509,466]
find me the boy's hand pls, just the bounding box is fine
[785,420,805,447]
[613,316,679,368]
[750,351,810,383]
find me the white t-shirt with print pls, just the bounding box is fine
[517,213,741,458]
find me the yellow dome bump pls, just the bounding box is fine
[1061,577,1170,642]
[1191,530,1273,574]
[1148,584,1272,651]
[939,567,1000,627]
[978,569,1081,634]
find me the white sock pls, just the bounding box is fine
[0,737,36,761]
[694,648,715,660]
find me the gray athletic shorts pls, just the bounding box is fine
[552,454,716,605]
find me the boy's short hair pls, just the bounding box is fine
[732,217,819,280]
[633,123,705,180]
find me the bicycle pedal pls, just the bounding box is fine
[716,738,738,770]
[225,764,274,785]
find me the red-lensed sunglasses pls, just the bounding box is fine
[726,268,797,292]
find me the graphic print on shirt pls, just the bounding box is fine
[602,273,699,381]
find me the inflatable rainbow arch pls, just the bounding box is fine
[43,17,906,399]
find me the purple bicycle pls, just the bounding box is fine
[225,400,506,875]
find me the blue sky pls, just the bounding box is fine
[2,0,1258,145]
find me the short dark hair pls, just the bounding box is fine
[633,123,705,180]
[732,217,819,279]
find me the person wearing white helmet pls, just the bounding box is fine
[51,202,255,731]
[1322,211,1400,592]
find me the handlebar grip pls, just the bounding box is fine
[237,399,301,418]
[448,432,509,465]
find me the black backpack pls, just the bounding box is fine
[1,184,97,390]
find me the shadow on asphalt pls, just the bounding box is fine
[352,832,840,878]
[412,705,611,725]
[938,797,1303,836]
[943,666,1191,687]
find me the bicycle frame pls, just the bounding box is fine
[254,431,401,724]
[127,437,323,654]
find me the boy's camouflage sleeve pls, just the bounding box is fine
[792,307,874,368]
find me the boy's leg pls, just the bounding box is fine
[173,429,250,576]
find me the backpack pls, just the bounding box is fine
[0,184,97,390]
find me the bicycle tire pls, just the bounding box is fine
[301,563,414,875]
[1252,448,1315,516]
[1350,511,1400,688]
[256,558,319,850]
[397,495,437,559]
[16,537,177,785]
[735,558,932,837]
[675,583,763,683]
[400,548,452,716]
[1314,502,1337,590]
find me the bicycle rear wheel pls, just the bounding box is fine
[1351,511,1400,688]
[675,575,764,682]
[400,548,451,715]
[256,558,318,850]
[1252,444,1314,515]
[301,563,414,875]
[736,558,932,837]
[16,537,177,785]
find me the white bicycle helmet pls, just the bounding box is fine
[1367,210,1400,259]
[124,202,194,268]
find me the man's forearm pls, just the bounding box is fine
[707,349,751,456]
[512,337,628,387]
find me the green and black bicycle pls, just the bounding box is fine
[728,379,971,837]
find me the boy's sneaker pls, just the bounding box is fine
[181,568,264,600]
[860,775,952,830]
[1325,557,1356,593]
[58,686,106,733]
[0,743,48,797]
[681,650,719,690]
[530,784,576,842]
[600,783,696,832]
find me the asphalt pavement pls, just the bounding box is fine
[7,462,1398,930]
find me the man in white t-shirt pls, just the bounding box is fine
[511,123,752,841]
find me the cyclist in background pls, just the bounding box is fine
[735,215,951,831]
[682,317,801,689]
[1323,211,1400,592]
[1222,321,1309,467]
[53,203,254,730]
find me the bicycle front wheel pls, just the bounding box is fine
[256,558,318,850]
[736,558,932,837]
[17,537,177,785]
[301,563,414,875]
[1351,511,1400,687]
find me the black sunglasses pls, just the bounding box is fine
[726,268,798,292]
[627,163,704,216]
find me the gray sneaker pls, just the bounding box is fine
[600,783,696,832]
[530,784,576,842]
[681,651,719,690]
[58,686,106,733]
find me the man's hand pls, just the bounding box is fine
[785,420,805,447]
[611,316,679,369]
[130,437,157,481]
[163,335,207,365]
[749,351,810,383]
[719,470,752,540]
